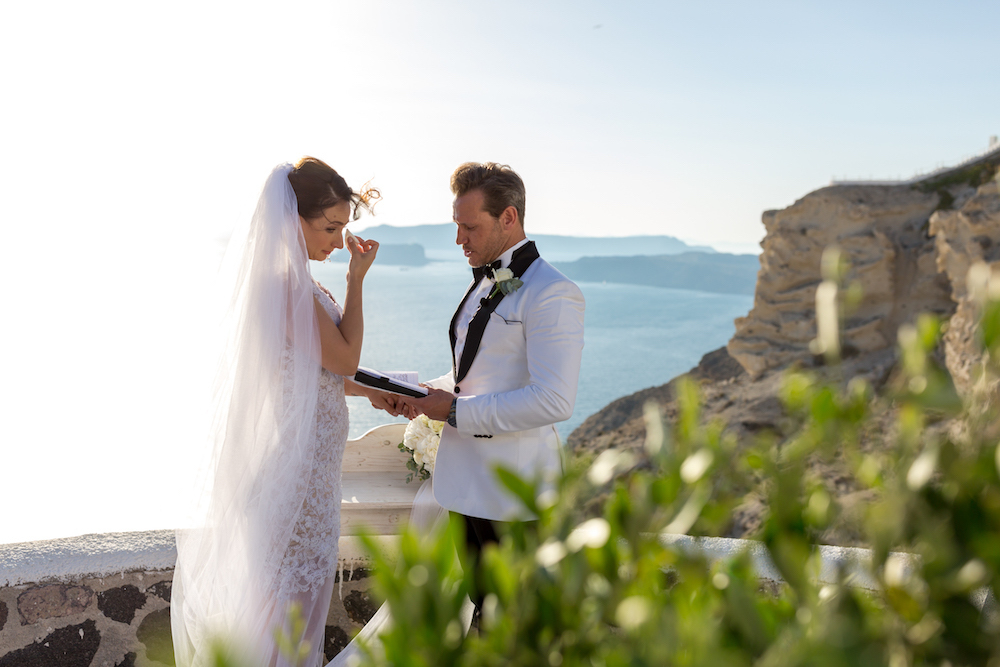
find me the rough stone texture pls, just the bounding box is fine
[325,625,351,661]
[99,584,148,624]
[0,600,6,632]
[0,619,101,667]
[0,561,382,667]
[146,580,172,602]
[728,183,957,378]
[0,570,171,667]
[343,589,379,625]
[334,566,372,582]
[0,571,380,667]
[136,607,174,666]
[17,583,94,624]
[568,346,748,455]
[570,342,898,542]
[571,345,896,467]
[930,180,1000,394]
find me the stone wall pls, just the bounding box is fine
[0,531,382,666]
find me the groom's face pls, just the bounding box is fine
[454,189,507,267]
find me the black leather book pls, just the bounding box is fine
[353,367,428,398]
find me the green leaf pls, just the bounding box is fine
[494,465,539,515]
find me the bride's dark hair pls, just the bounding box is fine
[287,156,379,221]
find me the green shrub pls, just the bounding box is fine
[353,300,1000,666]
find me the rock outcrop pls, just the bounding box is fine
[569,151,1000,544]
[727,184,960,378]
[929,179,1000,394]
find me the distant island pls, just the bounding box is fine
[331,225,759,294]
[327,242,428,266]
[553,252,759,295]
[355,224,715,262]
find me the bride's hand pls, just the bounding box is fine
[367,389,404,416]
[346,235,379,280]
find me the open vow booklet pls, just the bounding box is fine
[353,367,429,398]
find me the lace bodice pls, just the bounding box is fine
[276,280,349,595]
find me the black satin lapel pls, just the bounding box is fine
[450,280,479,377]
[455,242,541,384]
[455,292,505,384]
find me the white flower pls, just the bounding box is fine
[488,268,524,298]
[492,267,514,283]
[401,414,444,478]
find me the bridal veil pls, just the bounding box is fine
[172,164,323,666]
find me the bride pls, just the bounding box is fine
[171,157,383,667]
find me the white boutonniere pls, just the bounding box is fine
[489,267,524,299]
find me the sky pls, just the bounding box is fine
[0,0,997,543]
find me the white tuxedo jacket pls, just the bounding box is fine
[426,248,585,521]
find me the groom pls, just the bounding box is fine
[398,161,585,601]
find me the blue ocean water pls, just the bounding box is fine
[311,261,752,440]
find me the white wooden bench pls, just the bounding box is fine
[340,423,421,536]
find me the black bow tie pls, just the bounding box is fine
[472,259,502,282]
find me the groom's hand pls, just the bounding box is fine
[404,387,454,422]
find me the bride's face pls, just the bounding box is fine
[300,200,352,261]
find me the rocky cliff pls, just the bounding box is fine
[568,151,1000,542]
[726,184,958,378]
[929,179,1000,395]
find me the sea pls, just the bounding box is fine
[0,254,752,546]
[310,260,753,441]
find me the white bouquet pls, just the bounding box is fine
[398,414,444,483]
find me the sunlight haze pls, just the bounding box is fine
[0,0,997,543]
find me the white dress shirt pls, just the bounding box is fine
[452,238,529,368]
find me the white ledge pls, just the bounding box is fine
[0,530,398,588]
[659,533,994,612]
[0,529,177,587]
[658,533,919,591]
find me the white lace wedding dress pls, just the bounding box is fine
[172,280,349,667]
[172,164,353,667]
[268,280,348,666]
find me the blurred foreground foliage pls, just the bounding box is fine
[350,294,1000,666]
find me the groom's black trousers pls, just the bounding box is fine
[454,512,499,616]
[453,513,537,618]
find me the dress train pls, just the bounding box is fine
[326,478,474,666]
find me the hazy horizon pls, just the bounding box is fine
[346,222,764,257]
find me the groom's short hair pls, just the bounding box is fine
[451,162,526,227]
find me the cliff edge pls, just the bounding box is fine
[568,151,1000,542]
